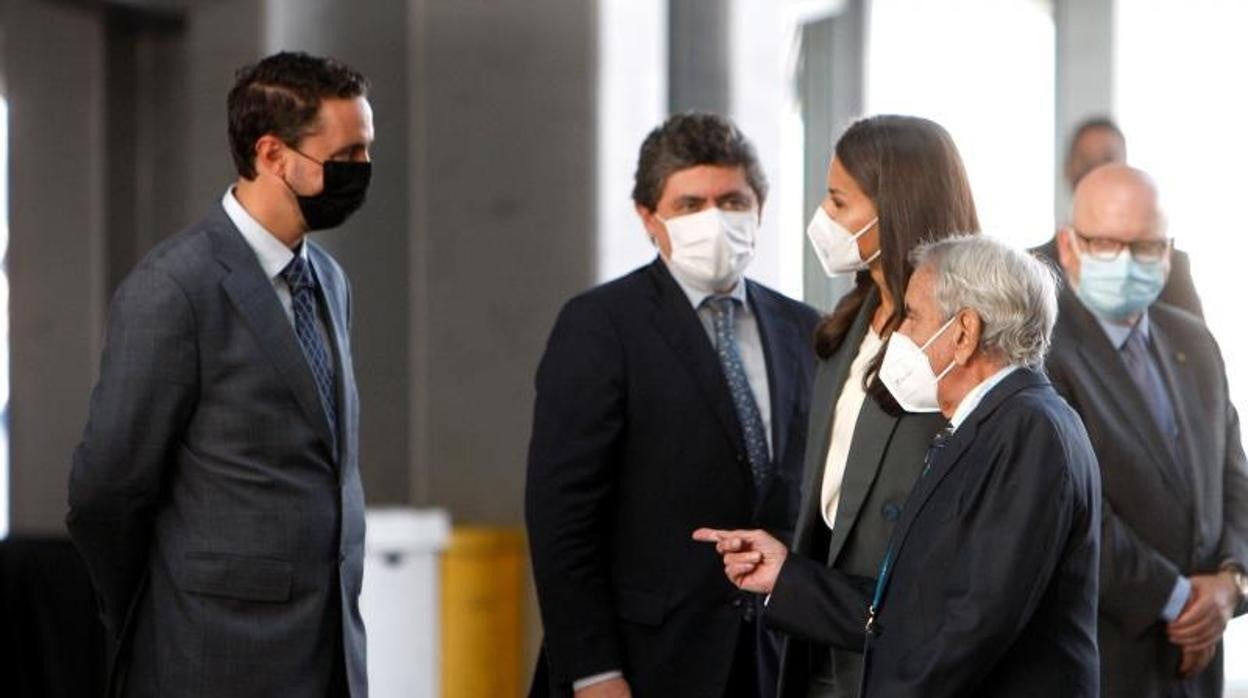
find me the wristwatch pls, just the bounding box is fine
[1222,562,1248,606]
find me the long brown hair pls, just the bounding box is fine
[814,116,979,399]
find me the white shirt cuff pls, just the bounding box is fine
[1160,575,1192,623]
[572,670,623,691]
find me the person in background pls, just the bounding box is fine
[1046,163,1248,697]
[67,52,373,697]
[526,112,820,698]
[1035,115,1203,318]
[697,234,1102,698]
[768,114,979,698]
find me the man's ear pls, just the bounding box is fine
[254,134,288,178]
[635,202,665,250]
[954,310,982,365]
[1056,226,1080,279]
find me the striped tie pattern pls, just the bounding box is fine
[281,254,338,442]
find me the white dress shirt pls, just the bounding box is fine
[820,328,883,529]
[221,188,334,354]
[949,364,1019,433]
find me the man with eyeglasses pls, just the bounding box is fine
[1045,163,1248,698]
[1035,116,1204,318]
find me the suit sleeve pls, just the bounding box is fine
[871,413,1086,698]
[66,266,199,638]
[764,552,875,650]
[1214,345,1248,613]
[1048,359,1181,633]
[524,296,627,686]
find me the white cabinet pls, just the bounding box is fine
[361,508,451,698]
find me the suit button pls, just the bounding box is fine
[736,454,745,464]
[881,502,901,522]
[731,596,744,608]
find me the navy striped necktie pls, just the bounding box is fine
[281,254,338,442]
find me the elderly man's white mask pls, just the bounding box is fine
[879,314,959,413]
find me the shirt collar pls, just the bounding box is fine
[950,364,1020,432]
[221,187,306,280]
[661,257,749,312]
[1093,310,1150,351]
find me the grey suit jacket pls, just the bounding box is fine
[775,291,946,698]
[1046,286,1248,698]
[67,204,367,698]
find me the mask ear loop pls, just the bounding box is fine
[852,217,880,265]
[923,312,963,383]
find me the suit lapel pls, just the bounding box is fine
[748,281,799,508]
[1061,290,1188,495]
[309,243,353,464]
[793,294,876,555]
[883,370,1045,603]
[211,212,337,455]
[1149,318,1202,508]
[827,400,901,563]
[646,261,750,482]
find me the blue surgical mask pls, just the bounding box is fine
[1075,249,1166,319]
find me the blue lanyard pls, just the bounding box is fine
[866,424,951,634]
[866,545,893,634]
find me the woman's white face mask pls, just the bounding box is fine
[806,206,879,277]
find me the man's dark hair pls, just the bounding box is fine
[228,51,370,180]
[631,112,768,210]
[1065,116,1124,163]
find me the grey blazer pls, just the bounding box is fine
[774,290,946,698]
[67,204,367,698]
[1046,286,1248,698]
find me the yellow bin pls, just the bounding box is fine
[441,527,526,698]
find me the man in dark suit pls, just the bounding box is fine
[67,52,374,697]
[698,235,1102,698]
[526,113,820,698]
[1045,163,1248,698]
[1036,116,1203,317]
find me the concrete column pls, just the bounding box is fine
[668,0,732,113]
[265,0,415,506]
[412,0,598,524]
[6,0,108,534]
[799,0,865,311]
[1054,0,1114,221]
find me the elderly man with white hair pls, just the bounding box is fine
[696,235,1102,698]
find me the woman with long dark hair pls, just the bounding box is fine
[779,114,979,697]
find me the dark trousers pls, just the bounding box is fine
[726,599,781,698]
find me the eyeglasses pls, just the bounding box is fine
[1070,229,1172,263]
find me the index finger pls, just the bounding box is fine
[693,528,726,543]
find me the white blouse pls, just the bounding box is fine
[820,328,883,529]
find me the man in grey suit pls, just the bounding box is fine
[67,52,374,697]
[1046,163,1248,697]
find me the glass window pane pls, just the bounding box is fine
[1115,1,1248,690]
[866,0,1055,247]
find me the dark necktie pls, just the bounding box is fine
[1120,326,1180,459]
[281,255,339,442]
[706,296,771,490]
[922,425,954,477]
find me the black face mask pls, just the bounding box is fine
[285,148,372,231]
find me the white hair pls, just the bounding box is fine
[911,235,1059,369]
